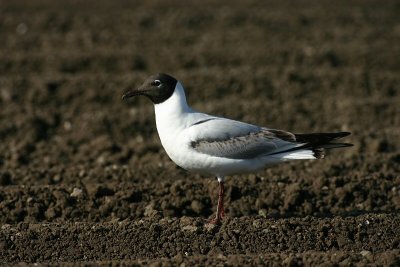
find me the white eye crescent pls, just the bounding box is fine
[153,80,161,87]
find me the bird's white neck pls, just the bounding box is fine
[154,81,191,117]
[154,82,192,132]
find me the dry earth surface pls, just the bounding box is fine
[1,0,400,265]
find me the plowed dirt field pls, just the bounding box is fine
[1,0,399,265]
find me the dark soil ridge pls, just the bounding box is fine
[1,172,399,224]
[1,214,399,263]
[4,252,400,266]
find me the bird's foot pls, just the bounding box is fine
[206,211,224,225]
[207,192,225,224]
[207,216,222,225]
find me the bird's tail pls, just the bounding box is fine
[280,132,353,160]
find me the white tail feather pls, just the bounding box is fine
[280,149,316,160]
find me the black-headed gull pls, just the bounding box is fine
[123,73,352,224]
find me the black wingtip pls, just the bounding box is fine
[341,142,353,147]
[321,142,353,149]
[294,132,352,144]
[335,132,351,138]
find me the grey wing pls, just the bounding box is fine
[190,119,299,159]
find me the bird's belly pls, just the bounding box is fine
[163,143,273,176]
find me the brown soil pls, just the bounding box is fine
[1,0,399,265]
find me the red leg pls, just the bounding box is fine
[208,180,225,224]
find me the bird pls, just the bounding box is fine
[122,73,352,224]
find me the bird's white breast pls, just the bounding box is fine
[153,82,194,166]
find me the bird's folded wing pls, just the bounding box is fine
[187,118,300,159]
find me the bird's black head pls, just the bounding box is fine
[122,73,177,104]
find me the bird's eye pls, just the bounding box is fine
[152,80,161,87]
